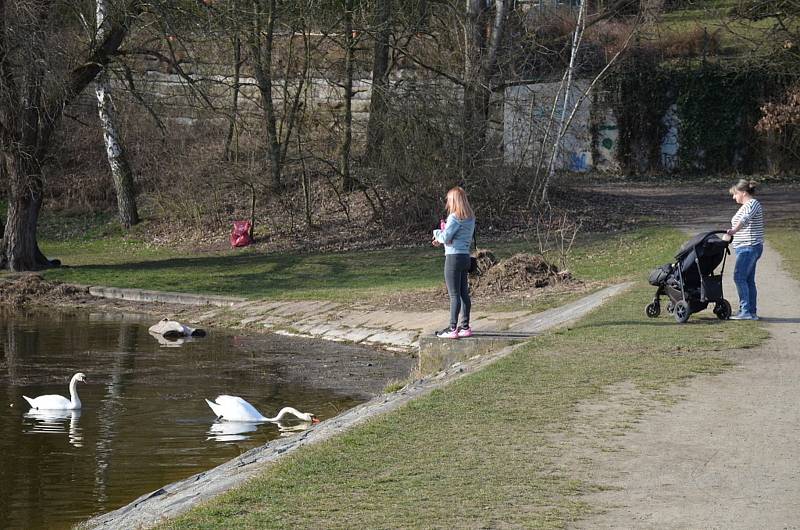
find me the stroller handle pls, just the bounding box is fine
[710,229,732,246]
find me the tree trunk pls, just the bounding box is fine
[0,0,136,271]
[0,152,51,271]
[224,33,242,161]
[461,0,488,179]
[540,0,586,204]
[249,0,282,189]
[340,0,356,192]
[364,0,391,166]
[96,0,139,228]
[96,74,140,227]
[461,0,510,180]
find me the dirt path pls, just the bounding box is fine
[570,239,800,526]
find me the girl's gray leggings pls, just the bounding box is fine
[444,254,471,328]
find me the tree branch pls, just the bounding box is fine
[41,1,142,150]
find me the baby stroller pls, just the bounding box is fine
[646,230,732,323]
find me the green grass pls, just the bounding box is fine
[160,283,765,529]
[768,220,800,281]
[39,225,686,303]
[647,0,779,56]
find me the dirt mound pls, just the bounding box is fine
[472,253,574,295]
[0,274,89,306]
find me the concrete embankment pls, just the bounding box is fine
[89,283,631,371]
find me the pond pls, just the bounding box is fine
[0,308,413,530]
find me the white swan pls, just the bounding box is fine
[23,372,86,410]
[205,395,319,423]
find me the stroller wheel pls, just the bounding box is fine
[714,299,732,320]
[674,301,690,323]
[645,301,661,318]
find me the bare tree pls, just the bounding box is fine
[339,0,357,192]
[462,0,511,178]
[249,0,283,189]
[0,0,139,271]
[364,0,392,165]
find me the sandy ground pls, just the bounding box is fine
[568,226,800,524]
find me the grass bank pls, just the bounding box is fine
[161,283,765,529]
[40,226,682,304]
[152,225,766,529]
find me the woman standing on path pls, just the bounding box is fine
[432,186,476,339]
[726,179,765,320]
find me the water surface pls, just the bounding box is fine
[0,308,405,529]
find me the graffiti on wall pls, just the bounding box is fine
[504,80,594,172]
[595,107,619,172]
[660,103,680,170]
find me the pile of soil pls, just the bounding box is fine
[0,274,89,306]
[472,253,575,295]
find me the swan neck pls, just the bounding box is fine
[69,378,81,407]
[269,407,300,422]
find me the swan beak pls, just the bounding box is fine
[311,417,321,424]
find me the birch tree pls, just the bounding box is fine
[95,0,140,228]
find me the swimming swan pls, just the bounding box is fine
[23,372,86,410]
[205,395,318,423]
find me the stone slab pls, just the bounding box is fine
[322,326,376,343]
[88,286,246,307]
[363,329,419,349]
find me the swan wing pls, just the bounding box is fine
[208,395,264,421]
[23,394,74,410]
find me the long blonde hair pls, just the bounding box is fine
[446,186,474,220]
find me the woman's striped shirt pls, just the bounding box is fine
[731,198,765,248]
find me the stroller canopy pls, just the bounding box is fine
[675,231,729,279]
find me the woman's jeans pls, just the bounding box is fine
[444,254,471,329]
[733,243,763,316]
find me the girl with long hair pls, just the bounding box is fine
[432,186,476,338]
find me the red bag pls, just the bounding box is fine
[230,220,253,247]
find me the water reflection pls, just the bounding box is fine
[148,330,200,348]
[206,419,314,442]
[207,421,258,442]
[23,409,83,448]
[277,420,314,437]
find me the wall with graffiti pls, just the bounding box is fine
[504,80,594,172]
[504,79,682,174]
